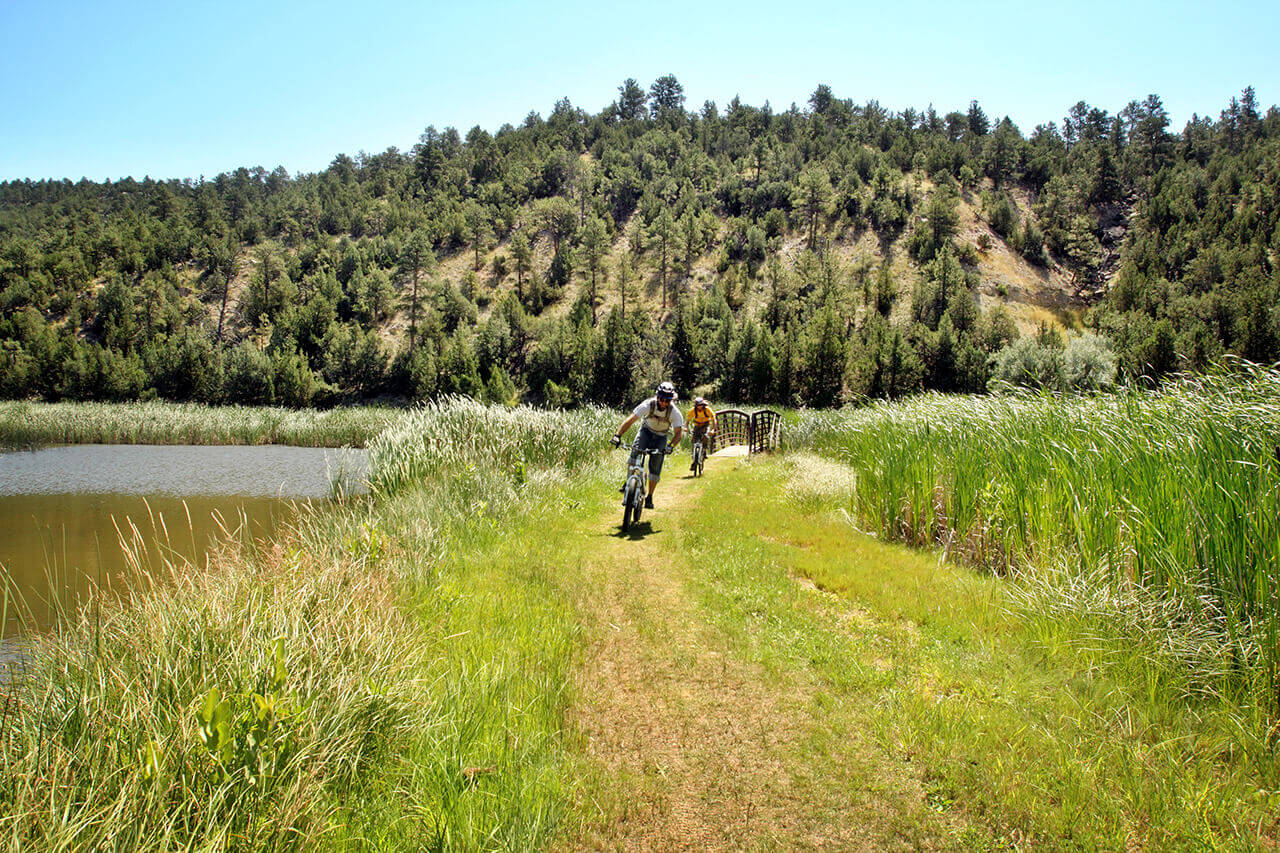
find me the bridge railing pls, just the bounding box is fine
[710,409,781,455]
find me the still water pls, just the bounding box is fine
[0,445,368,636]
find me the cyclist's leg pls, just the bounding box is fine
[644,449,661,508]
[629,427,659,494]
[628,428,654,473]
[633,426,663,491]
[647,444,665,494]
[626,427,660,507]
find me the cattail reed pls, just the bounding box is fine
[790,361,1280,710]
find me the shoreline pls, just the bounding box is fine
[0,399,404,451]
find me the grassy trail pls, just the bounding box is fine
[561,451,966,850]
[557,451,1278,850]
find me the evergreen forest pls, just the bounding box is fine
[2,77,1277,408]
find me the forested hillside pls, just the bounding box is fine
[2,78,1276,407]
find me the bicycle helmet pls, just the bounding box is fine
[655,381,677,402]
[694,396,706,406]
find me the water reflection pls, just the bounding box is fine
[0,445,368,636]
[0,444,367,499]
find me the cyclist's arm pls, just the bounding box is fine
[670,426,683,447]
[614,413,639,441]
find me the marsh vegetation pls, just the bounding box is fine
[2,389,1278,848]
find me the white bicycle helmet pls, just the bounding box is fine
[656,381,677,402]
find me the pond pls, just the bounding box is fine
[0,444,368,638]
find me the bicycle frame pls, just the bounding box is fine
[690,431,710,476]
[624,447,664,498]
[620,446,664,531]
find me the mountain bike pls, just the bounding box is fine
[619,447,665,532]
[690,432,710,477]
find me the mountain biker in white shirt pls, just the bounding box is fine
[610,381,684,509]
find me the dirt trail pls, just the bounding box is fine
[560,452,916,851]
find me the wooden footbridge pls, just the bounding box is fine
[709,409,782,455]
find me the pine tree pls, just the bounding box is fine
[776,323,797,406]
[440,328,483,397]
[669,299,697,395]
[724,321,757,402]
[510,230,532,302]
[874,263,896,317]
[616,78,647,122]
[750,325,778,402]
[802,305,847,407]
[398,229,435,357]
[653,208,675,308]
[580,215,609,325]
[793,165,834,251]
[679,208,702,279]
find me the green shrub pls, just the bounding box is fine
[990,336,1063,390]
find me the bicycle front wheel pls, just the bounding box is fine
[621,480,636,531]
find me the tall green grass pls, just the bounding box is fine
[0,398,617,849]
[791,363,1280,714]
[0,510,427,848]
[0,400,403,449]
[366,396,616,497]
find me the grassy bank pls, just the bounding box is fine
[0,399,616,849]
[790,364,1280,717]
[0,400,404,449]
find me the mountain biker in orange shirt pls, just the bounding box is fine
[685,397,716,470]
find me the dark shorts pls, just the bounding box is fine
[630,426,668,481]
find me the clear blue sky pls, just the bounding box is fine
[2,0,1276,182]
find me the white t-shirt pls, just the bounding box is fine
[633,397,684,434]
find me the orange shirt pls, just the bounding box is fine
[686,404,716,426]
